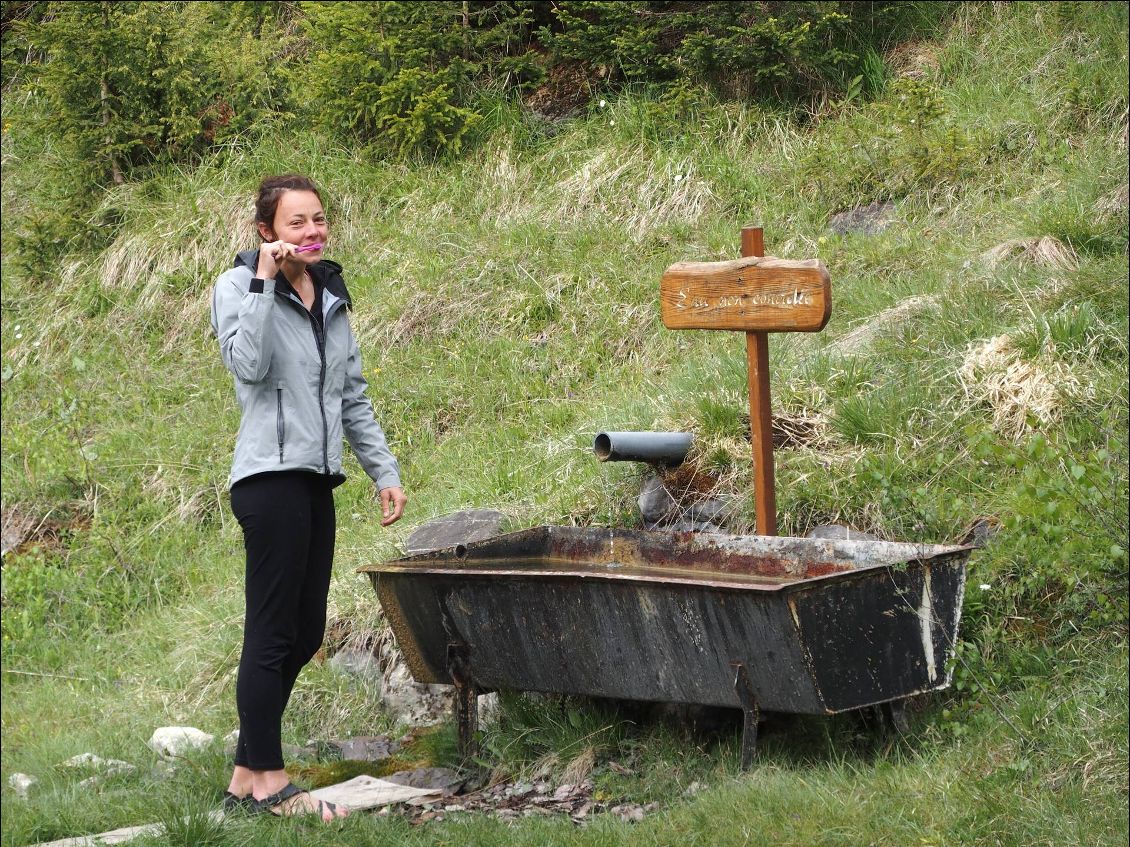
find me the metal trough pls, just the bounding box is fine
[362,526,972,764]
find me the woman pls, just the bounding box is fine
[210,174,406,821]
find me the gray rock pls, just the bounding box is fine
[379,658,454,727]
[686,498,729,524]
[478,691,500,725]
[329,647,382,681]
[665,520,725,534]
[961,518,1001,548]
[611,803,646,822]
[806,524,880,542]
[385,766,465,794]
[406,509,508,555]
[638,476,678,524]
[828,201,897,236]
[148,726,214,758]
[9,772,36,799]
[337,735,398,762]
[283,742,317,760]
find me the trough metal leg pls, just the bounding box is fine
[732,662,760,771]
[447,643,478,759]
[859,700,910,738]
[881,700,910,735]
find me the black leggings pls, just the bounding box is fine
[230,471,335,770]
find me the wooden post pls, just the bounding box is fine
[742,227,776,535]
[659,229,832,537]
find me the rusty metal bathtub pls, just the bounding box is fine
[361,526,972,762]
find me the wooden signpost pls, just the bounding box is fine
[660,227,832,535]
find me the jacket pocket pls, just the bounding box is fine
[275,381,286,462]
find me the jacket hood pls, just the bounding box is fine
[234,248,352,307]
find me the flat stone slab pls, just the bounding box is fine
[310,774,442,809]
[405,509,507,555]
[806,523,880,542]
[828,201,897,236]
[336,735,399,762]
[29,777,441,846]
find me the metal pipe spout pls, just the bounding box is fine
[593,431,693,465]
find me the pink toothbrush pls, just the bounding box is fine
[294,242,323,253]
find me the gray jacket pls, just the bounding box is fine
[210,250,401,491]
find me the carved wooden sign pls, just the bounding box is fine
[659,230,833,536]
[660,256,831,333]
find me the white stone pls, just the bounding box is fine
[148,726,214,758]
[379,660,453,727]
[61,754,135,776]
[62,752,104,768]
[9,772,36,799]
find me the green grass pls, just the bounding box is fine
[2,2,1127,845]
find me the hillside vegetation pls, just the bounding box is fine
[1,2,1127,845]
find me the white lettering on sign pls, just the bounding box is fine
[677,288,813,311]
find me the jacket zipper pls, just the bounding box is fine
[310,313,329,474]
[276,384,285,462]
[279,289,347,476]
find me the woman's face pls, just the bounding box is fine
[259,189,328,259]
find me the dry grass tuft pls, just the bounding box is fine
[1,504,38,556]
[886,39,941,79]
[372,285,488,347]
[981,236,1079,271]
[772,409,836,451]
[831,295,940,355]
[139,468,220,528]
[1094,182,1128,217]
[561,746,596,785]
[551,152,715,241]
[957,334,1087,440]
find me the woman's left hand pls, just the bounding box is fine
[379,487,407,527]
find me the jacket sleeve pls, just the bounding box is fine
[210,273,277,384]
[341,323,402,491]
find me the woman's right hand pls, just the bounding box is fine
[256,240,294,280]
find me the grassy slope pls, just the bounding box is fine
[2,3,1127,845]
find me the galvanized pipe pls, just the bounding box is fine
[593,431,693,464]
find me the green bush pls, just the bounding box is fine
[541,1,916,101]
[299,1,544,156]
[15,2,290,186]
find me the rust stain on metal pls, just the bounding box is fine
[375,577,441,683]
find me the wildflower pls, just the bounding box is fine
[609,120,615,126]
[599,100,607,108]
[673,174,683,182]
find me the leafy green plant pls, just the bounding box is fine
[970,432,1128,634]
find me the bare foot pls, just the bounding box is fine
[258,784,349,822]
